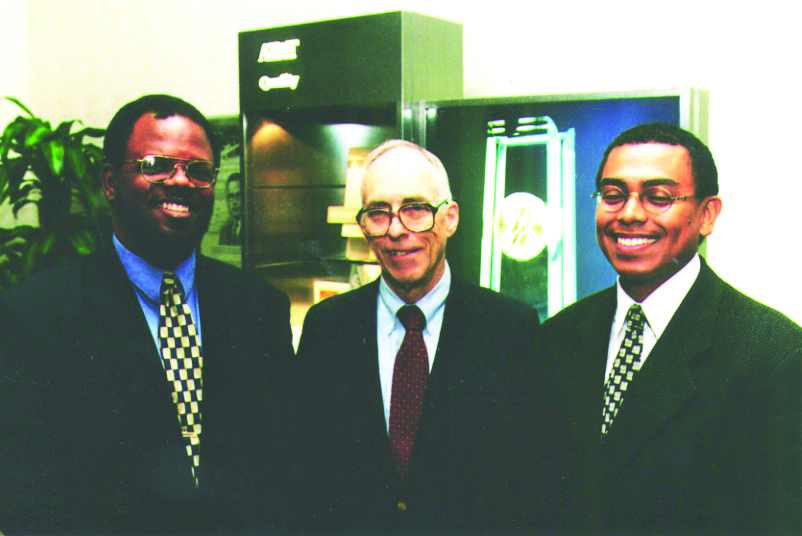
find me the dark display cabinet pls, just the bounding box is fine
[238,12,463,332]
[236,12,706,334]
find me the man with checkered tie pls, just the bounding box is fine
[0,95,294,533]
[535,122,802,533]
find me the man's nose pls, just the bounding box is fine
[164,164,194,187]
[618,192,647,222]
[386,211,408,238]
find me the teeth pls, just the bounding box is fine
[162,202,189,213]
[617,236,656,247]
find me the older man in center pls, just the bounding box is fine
[296,140,540,533]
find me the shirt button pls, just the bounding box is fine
[397,500,408,511]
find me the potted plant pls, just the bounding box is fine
[0,97,105,289]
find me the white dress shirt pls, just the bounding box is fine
[604,254,701,382]
[376,262,451,432]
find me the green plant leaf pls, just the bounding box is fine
[2,118,29,158]
[0,166,7,199]
[43,138,65,176]
[73,126,105,139]
[65,145,87,179]
[12,196,37,217]
[3,157,30,203]
[5,97,36,117]
[0,101,104,287]
[54,120,77,138]
[4,96,35,118]
[24,122,51,147]
[68,227,96,254]
[40,231,56,257]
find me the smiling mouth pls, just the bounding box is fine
[615,235,658,247]
[160,201,191,216]
[386,248,419,257]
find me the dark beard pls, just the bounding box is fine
[112,198,213,270]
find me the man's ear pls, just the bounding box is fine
[101,163,117,202]
[699,196,722,238]
[444,201,459,237]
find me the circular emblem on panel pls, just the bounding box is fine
[497,192,549,261]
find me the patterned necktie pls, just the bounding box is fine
[389,305,429,482]
[601,304,646,437]
[159,271,203,487]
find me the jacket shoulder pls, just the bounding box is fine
[451,278,540,321]
[306,279,377,316]
[541,286,615,332]
[715,278,802,350]
[199,255,289,307]
[0,254,88,318]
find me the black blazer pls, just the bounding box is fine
[537,258,802,534]
[0,242,294,534]
[295,277,540,533]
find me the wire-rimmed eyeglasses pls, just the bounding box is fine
[125,154,218,188]
[592,187,697,214]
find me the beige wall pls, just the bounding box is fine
[1,0,29,131]
[7,0,802,323]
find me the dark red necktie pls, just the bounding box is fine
[389,305,429,481]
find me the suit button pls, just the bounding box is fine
[396,500,408,512]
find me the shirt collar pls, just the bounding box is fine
[378,262,451,335]
[613,253,701,339]
[112,234,196,304]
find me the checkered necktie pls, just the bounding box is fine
[389,305,428,482]
[159,271,203,487]
[601,304,646,438]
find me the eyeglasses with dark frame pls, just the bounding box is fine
[124,154,218,188]
[592,186,698,215]
[356,200,449,237]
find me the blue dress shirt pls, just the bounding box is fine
[112,235,202,354]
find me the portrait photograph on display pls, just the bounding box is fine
[202,116,242,267]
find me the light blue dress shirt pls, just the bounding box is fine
[376,262,451,432]
[112,235,202,354]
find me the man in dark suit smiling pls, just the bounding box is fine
[537,122,802,533]
[0,95,293,534]
[297,140,540,533]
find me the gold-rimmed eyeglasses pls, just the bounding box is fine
[125,154,218,188]
[592,187,697,214]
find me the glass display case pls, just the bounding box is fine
[238,12,463,333]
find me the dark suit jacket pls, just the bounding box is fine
[537,258,802,534]
[0,242,294,534]
[295,276,541,533]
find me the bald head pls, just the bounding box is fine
[361,140,452,204]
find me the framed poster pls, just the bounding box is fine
[202,116,242,267]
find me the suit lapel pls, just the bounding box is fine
[194,258,231,412]
[602,261,723,475]
[347,282,400,486]
[82,244,171,401]
[427,278,487,401]
[561,289,616,448]
[82,245,204,488]
[404,278,486,486]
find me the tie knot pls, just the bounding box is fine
[397,305,426,331]
[160,271,184,300]
[625,304,646,330]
